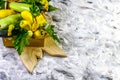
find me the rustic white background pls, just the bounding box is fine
[0,0,120,80]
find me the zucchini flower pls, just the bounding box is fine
[40,0,49,11]
[8,24,15,36]
[36,14,47,27]
[20,20,31,30]
[21,10,33,24]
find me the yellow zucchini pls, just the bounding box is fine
[0,9,16,18]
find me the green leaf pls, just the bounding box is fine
[36,2,46,12]
[30,2,40,17]
[48,5,58,12]
[13,30,30,55]
[23,0,40,17]
[22,0,34,4]
[0,0,6,9]
[45,25,61,43]
[47,0,51,2]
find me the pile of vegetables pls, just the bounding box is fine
[0,0,60,55]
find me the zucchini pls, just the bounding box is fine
[0,14,21,30]
[9,2,31,12]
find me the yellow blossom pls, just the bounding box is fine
[20,20,31,30]
[36,14,47,27]
[44,1,49,11]
[31,20,39,32]
[21,10,33,24]
[8,24,15,36]
[40,0,49,11]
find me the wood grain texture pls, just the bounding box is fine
[2,36,67,73]
[2,37,44,47]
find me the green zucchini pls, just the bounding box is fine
[0,14,21,30]
[9,2,31,12]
